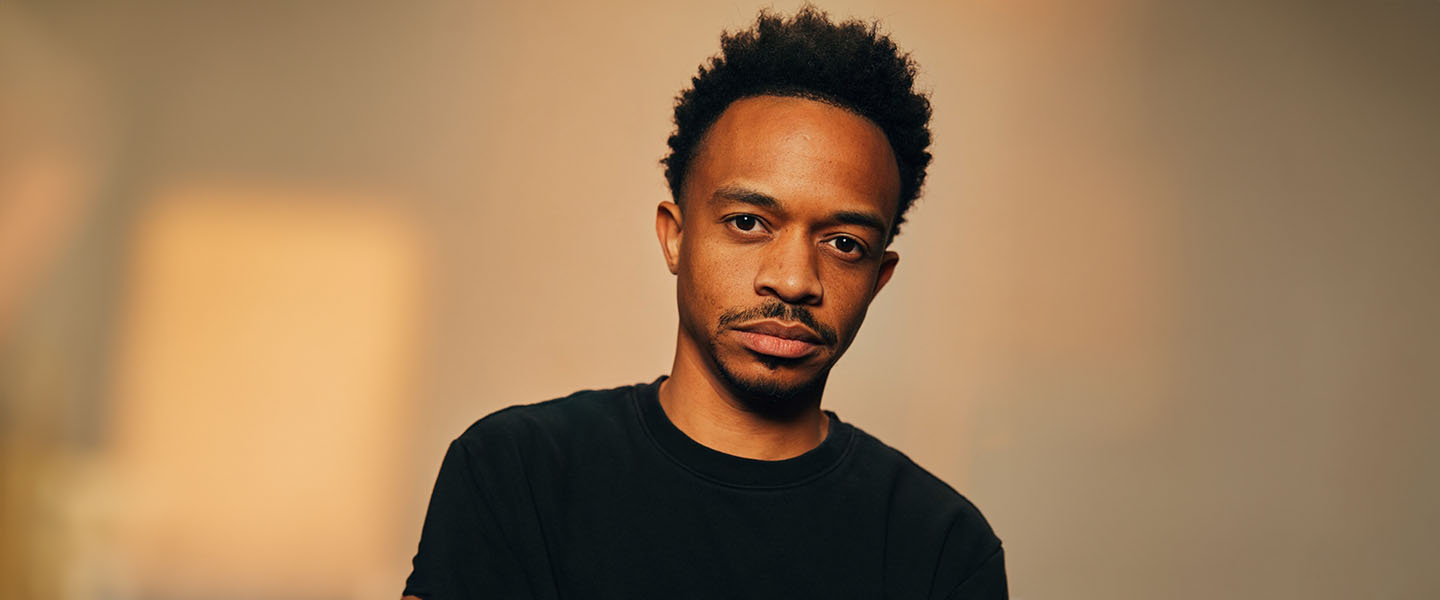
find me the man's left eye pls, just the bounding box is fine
[827,236,864,255]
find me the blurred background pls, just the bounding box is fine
[2,0,1437,598]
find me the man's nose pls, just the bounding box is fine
[754,231,823,305]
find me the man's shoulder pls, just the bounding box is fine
[847,426,970,499]
[453,379,651,448]
[845,425,1003,591]
[847,424,998,538]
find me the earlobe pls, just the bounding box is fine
[655,201,684,275]
[874,251,899,295]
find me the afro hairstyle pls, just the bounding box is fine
[661,5,932,243]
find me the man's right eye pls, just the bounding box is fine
[728,215,761,232]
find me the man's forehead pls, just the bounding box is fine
[704,96,892,156]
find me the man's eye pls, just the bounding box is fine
[730,215,760,232]
[828,236,863,255]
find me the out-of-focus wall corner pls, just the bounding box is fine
[1,3,119,598]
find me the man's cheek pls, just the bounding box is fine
[695,253,749,295]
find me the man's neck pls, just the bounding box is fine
[659,336,830,461]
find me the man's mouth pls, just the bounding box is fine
[731,320,824,359]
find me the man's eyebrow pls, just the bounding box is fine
[711,185,781,211]
[830,210,889,236]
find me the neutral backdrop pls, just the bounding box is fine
[2,1,1437,598]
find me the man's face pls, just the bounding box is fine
[657,95,902,403]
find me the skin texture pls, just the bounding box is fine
[656,95,901,460]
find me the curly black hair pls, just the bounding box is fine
[661,5,932,242]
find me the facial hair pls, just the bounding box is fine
[708,300,840,415]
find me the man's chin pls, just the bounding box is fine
[713,354,829,414]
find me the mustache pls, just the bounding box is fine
[716,300,839,346]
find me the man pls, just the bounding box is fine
[403,7,1005,599]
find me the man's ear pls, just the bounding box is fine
[655,201,684,275]
[873,250,899,295]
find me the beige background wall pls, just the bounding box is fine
[2,1,1437,598]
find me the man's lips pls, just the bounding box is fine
[732,320,824,359]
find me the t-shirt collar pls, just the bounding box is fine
[633,375,854,489]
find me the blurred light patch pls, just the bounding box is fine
[0,153,92,340]
[103,188,425,599]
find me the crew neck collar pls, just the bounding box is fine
[632,376,854,489]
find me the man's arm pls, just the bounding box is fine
[926,502,1007,600]
[943,545,1008,600]
[402,436,533,599]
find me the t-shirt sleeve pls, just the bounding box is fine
[926,497,1007,600]
[942,545,1007,600]
[402,437,534,599]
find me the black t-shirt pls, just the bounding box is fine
[404,377,1006,599]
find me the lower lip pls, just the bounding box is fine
[734,330,820,359]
